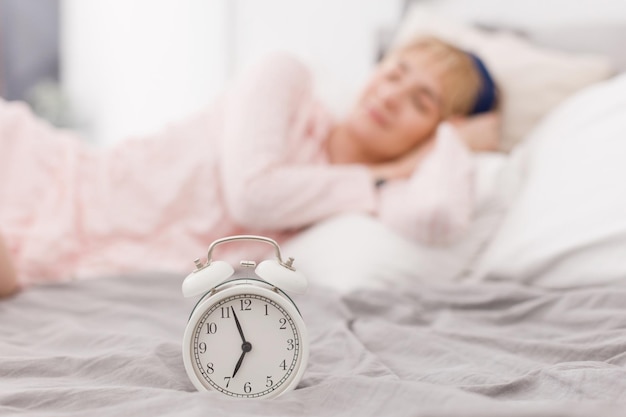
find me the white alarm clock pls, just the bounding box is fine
[181,235,309,399]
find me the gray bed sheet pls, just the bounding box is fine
[1,272,626,416]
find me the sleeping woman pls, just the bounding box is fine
[0,36,499,297]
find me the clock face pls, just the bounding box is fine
[186,288,305,398]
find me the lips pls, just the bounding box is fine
[365,105,388,127]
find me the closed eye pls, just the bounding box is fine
[413,87,439,113]
[411,95,426,112]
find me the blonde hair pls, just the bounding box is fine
[387,36,492,118]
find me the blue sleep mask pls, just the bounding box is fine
[466,52,497,115]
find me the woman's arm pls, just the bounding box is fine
[376,122,476,245]
[219,53,377,230]
[368,138,435,183]
[449,112,501,152]
[0,233,19,298]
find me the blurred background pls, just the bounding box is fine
[0,0,401,145]
[1,0,625,146]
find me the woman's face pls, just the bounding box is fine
[344,48,445,162]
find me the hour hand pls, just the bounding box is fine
[232,341,252,378]
[232,351,246,378]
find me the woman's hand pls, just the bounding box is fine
[0,233,19,298]
[449,112,501,152]
[368,138,436,183]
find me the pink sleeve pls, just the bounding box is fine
[219,53,377,230]
[377,122,475,245]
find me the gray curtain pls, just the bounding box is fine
[0,0,59,101]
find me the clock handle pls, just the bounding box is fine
[202,235,294,270]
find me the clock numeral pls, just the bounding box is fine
[279,318,287,330]
[206,322,217,334]
[223,376,231,388]
[266,376,273,388]
[243,382,252,394]
[220,307,230,319]
[286,339,295,351]
[207,362,214,374]
[279,360,287,371]
[240,299,252,311]
[199,342,207,354]
[264,304,269,316]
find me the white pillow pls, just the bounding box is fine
[470,73,626,288]
[282,153,516,293]
[392,6,615,151]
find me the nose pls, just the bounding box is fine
[378,82,403,110]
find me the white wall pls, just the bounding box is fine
[413,0,626,28]
[60,0,402,145]
[232,0,402,115]
[61,0,230,145]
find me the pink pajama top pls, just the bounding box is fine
[0,53,474,286]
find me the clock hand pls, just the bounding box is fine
[232,351,246,378]
[232,341,252,378]
[230,306,253,379]
[231,306,247,343]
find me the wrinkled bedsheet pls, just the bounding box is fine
[1,273,626,416]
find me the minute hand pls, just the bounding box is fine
[231,306,247,343]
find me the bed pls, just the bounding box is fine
[3,2,626,415]
[2,270,626,416]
